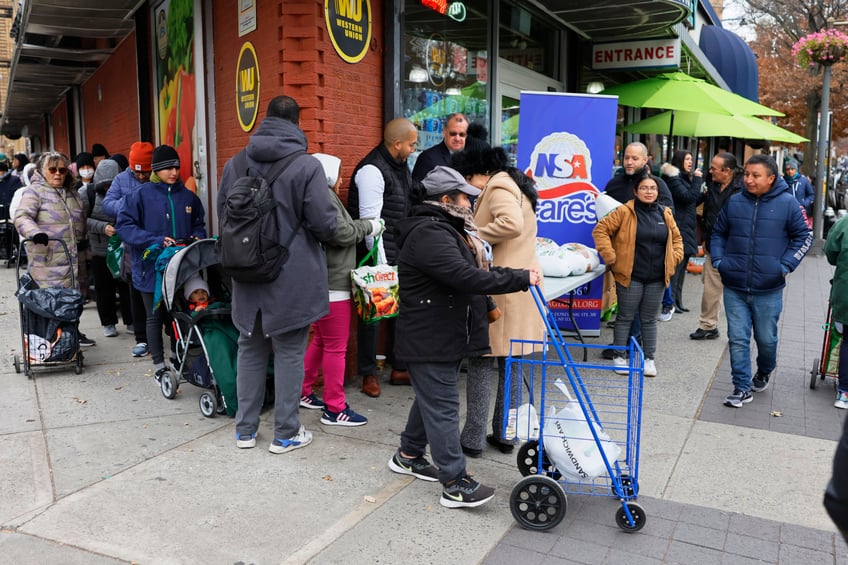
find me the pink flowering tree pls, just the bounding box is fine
[792,28,848,68]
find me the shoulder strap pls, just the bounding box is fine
[86,185,96,217]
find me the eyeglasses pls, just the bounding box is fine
[638,186,658,192]
[47,167,68,175]
[448,132,467,137]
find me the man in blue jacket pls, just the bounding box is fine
[711,154,812,408]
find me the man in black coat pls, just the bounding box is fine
[411,113,468,181]
[387,165,540,509]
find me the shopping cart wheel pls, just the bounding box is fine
[615,502,646,532]
[160,372,179,399]
[13,354,20,374]
[74,354,83,375]
[517,441,561,480]
[199,391,217,418]
[610,474,636,497]
[510,475,567,531]
[810,358,824,390]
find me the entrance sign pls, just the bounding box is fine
[518,92,618,334]
[236,42,260,132]
[592,38,680,71]
[325,0,372,64]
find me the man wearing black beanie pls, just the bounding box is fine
[116,144,207,384]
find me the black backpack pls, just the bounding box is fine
[217,150,303,284]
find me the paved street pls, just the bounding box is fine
[1,246,845,564]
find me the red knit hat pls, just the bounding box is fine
[129,142,154,172]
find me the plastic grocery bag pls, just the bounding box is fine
[516,402,540,440]
[351,235,399,324]
[826,322,843,376]
[105,235,124,280]
[543,379,621,481]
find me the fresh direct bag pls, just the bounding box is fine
[351,235,399,324]
[543,379,620,481]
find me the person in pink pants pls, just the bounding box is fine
[301,153,383,426]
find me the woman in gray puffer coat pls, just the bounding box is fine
[83,159,132,337]
[14,152,85,289]
[660,150,703,312]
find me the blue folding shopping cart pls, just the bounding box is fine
[503,285,646,532]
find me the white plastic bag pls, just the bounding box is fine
[543,379,620,481]
[516,403,540,440]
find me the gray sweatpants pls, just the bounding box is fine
[400,360,466,484]
[235,311,309,441]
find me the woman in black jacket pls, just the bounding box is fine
[387,165,540,509]
[660,150,703,312]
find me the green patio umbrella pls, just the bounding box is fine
[621,110,807,144]
[602,72,784,117]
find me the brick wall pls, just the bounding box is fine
[80,32,141,157]
[212,0,385,186]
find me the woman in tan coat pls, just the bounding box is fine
[451,144,545,455]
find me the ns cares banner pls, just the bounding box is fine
[517,92,618,335]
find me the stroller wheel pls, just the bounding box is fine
[510,475,567,531]
[13,354,20,374]
[160,372,179,399]
[215,387,227,415]
[199,391,217,418]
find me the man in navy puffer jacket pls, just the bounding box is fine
[711,154,812,408]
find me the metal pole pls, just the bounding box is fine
[814,65,831,241]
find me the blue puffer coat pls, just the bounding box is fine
[710,177,812,294]
[116,180,207,293]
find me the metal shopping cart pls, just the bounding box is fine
[810,303,841,390]
[503,285,646,532]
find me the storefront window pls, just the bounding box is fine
[497,1,559,79]
[403,0,490,161]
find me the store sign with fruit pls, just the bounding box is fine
[154,0,197,190]
[324,0,372,63]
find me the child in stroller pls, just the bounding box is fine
[159,239,239,417]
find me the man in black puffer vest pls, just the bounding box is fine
[348,118,419,398]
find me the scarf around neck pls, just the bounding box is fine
[424,200,490,270]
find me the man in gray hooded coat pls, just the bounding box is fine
[218,95,337,454]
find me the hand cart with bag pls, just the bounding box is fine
[503,285,646,532]
[13,237,84,377]
[810,303,841,389]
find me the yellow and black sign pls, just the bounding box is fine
[236,42,260,132]
[324,0,372,64]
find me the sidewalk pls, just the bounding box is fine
[0,248,844,564]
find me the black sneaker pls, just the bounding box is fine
[154,367,170,383]
[79,333,96,347]
[724,389,753,408]
[690,328,720,340]
[388,450,439,482]
[751,371,771,392]
[440,475,495,508]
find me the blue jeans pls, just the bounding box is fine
[723,287,783,392]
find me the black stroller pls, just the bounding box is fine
[13,237,84,377]
[159,238,237,417]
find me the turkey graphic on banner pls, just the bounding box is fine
[517,92,619,335]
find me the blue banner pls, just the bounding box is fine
[517,92,618,335]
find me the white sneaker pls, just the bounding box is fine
[269,425,313,454]
[658,305,674,322]
[644,359,657,377]
[103,325,118,337]
[613,357,629,375]
[836,392,848,410]
[236,432,256,449]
